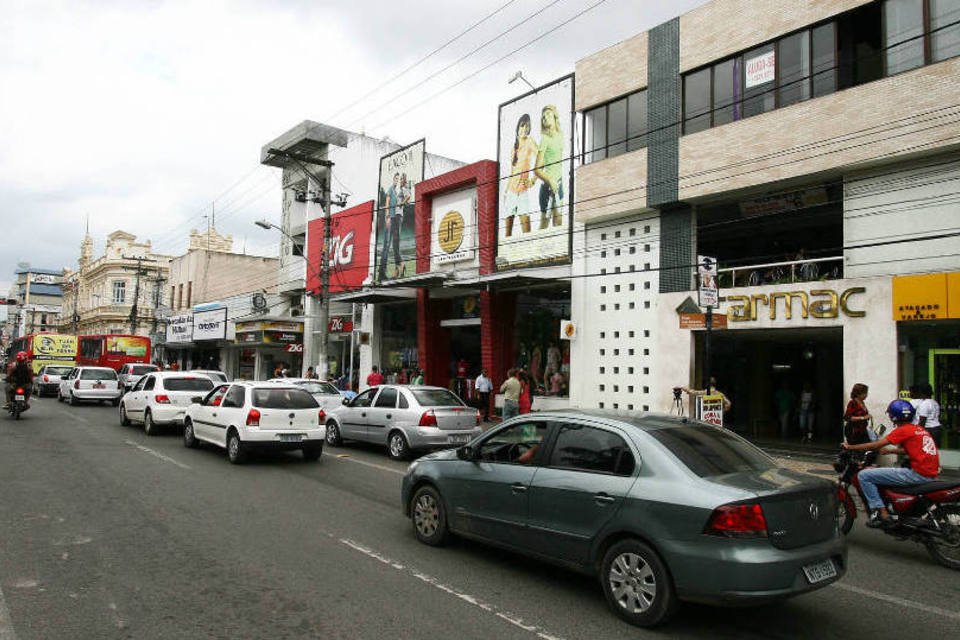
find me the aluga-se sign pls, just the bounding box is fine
[726,287,866,322]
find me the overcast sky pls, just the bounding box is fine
[0,0,707,292]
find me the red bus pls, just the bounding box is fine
[7,333,78,374]
[77,334,151,370]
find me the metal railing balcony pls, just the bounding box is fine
[717,256,843,289]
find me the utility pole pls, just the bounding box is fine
[123,255,158,335]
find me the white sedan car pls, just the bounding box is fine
[119,372,216,435]
[183,381,326,464]
[266,378,343,411]
[58,366,124,406]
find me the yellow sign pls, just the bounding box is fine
[892,272,960,320]
[437,210,465,255]
[31,334,77,360]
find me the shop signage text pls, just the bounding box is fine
[679,313,728,330]
[892,272,960,320]
[286,343,304,353]
[166,313,193,344]
[328,317,353,333]
[727,287,865,322]
[193,308,228,341]
[29,274,58,285]
[745,50,775,88]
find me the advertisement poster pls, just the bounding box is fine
[497,75,574,270]
[307,200,373,294]
[745,50,776,88]
[193,307,228,341]
[32,334,77,360]
[430,188,476,269]
[697,255,719,309]
[375,140,425,282]
[165,313,193,344]
[106,336,149,357]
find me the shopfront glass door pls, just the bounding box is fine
[929,349,960,463]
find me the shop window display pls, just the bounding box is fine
[514,296,571,398]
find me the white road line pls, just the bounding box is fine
[832,583,960,621]
[340,538,567,640]
[324,452,405,475]
[0,584,19,640]
[124,441,191,470]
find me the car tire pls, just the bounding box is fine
[143,410,157,436]
[68,392,79,406]
[227,430,246,464]
[411,485,449,546]
[325,420,342,446]
[183,419,198,449]
[302,442,323,461]
[387,430,410,461]
[57,391,64,403]
[119,404,131,426]
[600,539,678,628]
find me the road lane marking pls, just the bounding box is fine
[324,452,405,475]
[339,538,567,640]
[0,584,19,640]
[831,583,960,621]
[124,441,191,470]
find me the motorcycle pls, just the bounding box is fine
[7,386,30,420]
[834,448,960,570]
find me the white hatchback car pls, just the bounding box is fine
[117,363,161,391]
[183,381,326,464]
[58,367,124,405]
[267,378,343,411]
[120,372,216,435]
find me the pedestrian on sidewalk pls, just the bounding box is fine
[518,369,533,415]
[366,366,384,387]
[843,383,872,445]
[500,369,522,421]
[916,383,942,448]
[798,381,816,443]
[475,369,493,422]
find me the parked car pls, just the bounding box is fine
[58,366,124,406]
[402,411,846,628]
[120,372,216,435]
[117,363,160,391]
[267,378,343,411]
[188,369,230,384]
[326,385,481,460]
[33,364,74,397]
[183,381,326,464]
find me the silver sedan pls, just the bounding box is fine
[325,385,481,460]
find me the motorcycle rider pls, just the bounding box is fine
[5,351,34,408]
[842,399,940,528]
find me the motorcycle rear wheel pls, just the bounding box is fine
[925,504,960,571]
[12,405,20,420]
[837,488,856,535]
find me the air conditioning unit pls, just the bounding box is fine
[290,306,304,317]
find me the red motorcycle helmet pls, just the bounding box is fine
[15,351,28,363]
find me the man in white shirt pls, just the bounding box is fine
[475,369,493,422]
[916,383,942,447]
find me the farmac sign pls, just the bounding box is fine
[727,287,866,322]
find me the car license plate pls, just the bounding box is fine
[448,434,471,444]
[802,559,837,584]
[14,395,25,401]
[93,383,105,389]
[279,434,303,442]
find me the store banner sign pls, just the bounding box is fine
[431,188,476,268]
[497,74,574,270]
[560,320,577,341]
[697,255,719,309]
[166,313,194,344]
[307,200,374,294]
[328,316,353,333]
[374,140,425,282]
[697,395,725,427]
[193,308,228,341]
[745,50,775,88]
[892,272,960,320]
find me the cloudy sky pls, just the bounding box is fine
[0,0,706,291]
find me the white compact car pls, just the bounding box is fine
[34,364,75,397]
[117,363,161,391]
[58,366,124,405]
[266,378,343,411]
[183,381,326,464]
[120,372,216,435]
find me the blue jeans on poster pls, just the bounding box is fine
[858,466,933,510]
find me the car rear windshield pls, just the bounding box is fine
[81,369,118,381]
[252,388,319,409]
[411,389,465,407]
[648,424,775,477]
[164,377,215,392]
[130,365,159,375]
[298,381,339,395]
[45,366,73,376]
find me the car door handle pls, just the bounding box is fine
[594,493,616,505]
[361,412,366,418]
[510,483,528,494]
[386,414,392,419]
[212,413,217,417]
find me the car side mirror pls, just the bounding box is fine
[191,396,203,404]
[456,446,476,461]
[342,397,350,405]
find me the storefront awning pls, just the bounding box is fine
[478,264,573,292]
[330,287,419,304]
[375,272,450,288]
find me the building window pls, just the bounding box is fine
[931,0,960,62]
[683,68,712,134]
[177,284,183,310]
[112,281,126,304]
[812,22,837,97]
[885,0,925,74]
[186,281,193,309]
[583,89,648,165]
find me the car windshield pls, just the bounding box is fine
[130,365,158,375]
[648,424,775,478]
[164,377,215,392]
[411,389,464,407]
[80,369,117,381]
[45,366,73,376]
[252,388,320,409]
[297,381,339,395]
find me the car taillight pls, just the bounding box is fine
[476,410,481,426]
[118,381,124,389]
[74,380,80,389]
[704,504,767,538]
[418,410,438,427]
[155,395,170,404]
[246,409,261,426]
[318,408,326,422]
[43,375,49,382]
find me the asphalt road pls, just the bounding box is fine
[1,398,958,639]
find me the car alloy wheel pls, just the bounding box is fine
[609,552,657,614]
[119,404,131,426]
[411,485,448,546]
[68,392,78,406]
[143,411,157,436]
[388,431,409,460]
[183,420,197,448]
[325,421,342,446]
[601,539,677,628]
[227,431,246,464]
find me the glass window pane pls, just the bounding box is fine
[931,0,960,62]
[712,57,740,126]
[584,106,606,163]
[607,98,627,158]
[547,424,635,475]
[683,68,711,134]
[812,22,837,97]
[626,90,647,151]
[478,421,548,464]
[648,425,775,478]
[742,44,776,118]
[884,0,925,75]
[374,387,398,408]
[778,31,811,107]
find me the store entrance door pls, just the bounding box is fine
[930,349,960,465]
[449,325,481,405]
[696,327,843,443]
